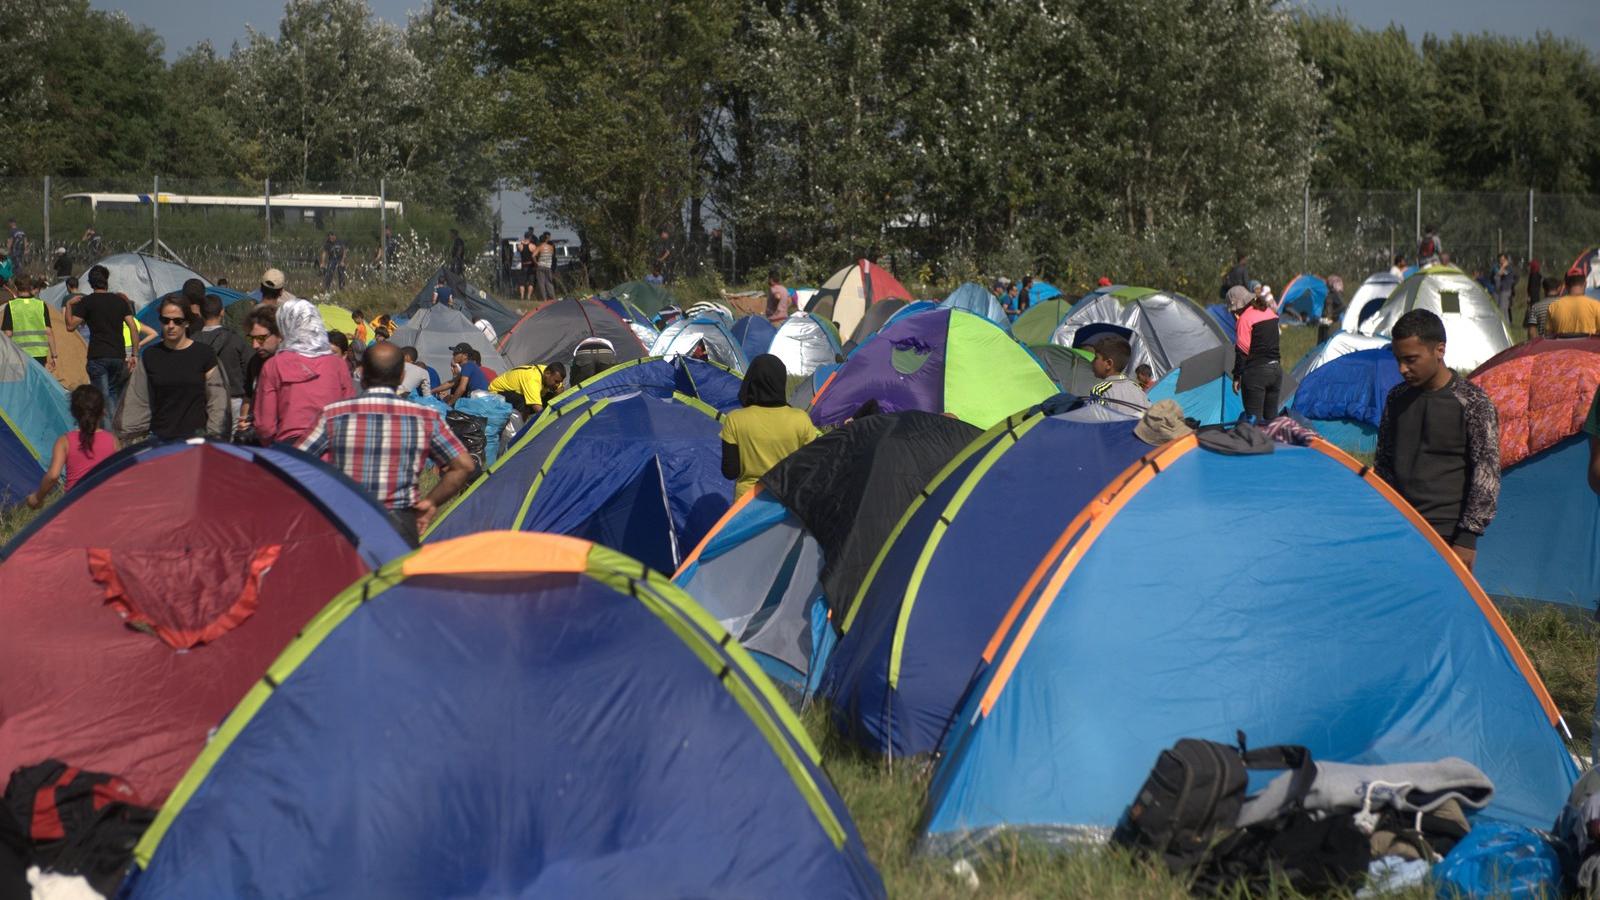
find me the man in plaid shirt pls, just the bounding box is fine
[298,342,476,544]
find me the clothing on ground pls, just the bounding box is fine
[1376,374,1500,548]
[720,405,819,496]
[296,386,470,510]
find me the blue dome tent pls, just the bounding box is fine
[0,332,72,506]
[730,314,779,362]
[921,436,1576,856]
[123,533,885,899]
[1279,273,1328,321]
[1146,344,1299,426]
[425,393,729,575]
[939,283,1010,330]
[1289,347,1401,454]
[543,355,744,416]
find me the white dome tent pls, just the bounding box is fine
[1360,266,1511,371]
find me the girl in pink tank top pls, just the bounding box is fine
[26,385,119,508]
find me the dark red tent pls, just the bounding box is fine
[0,441,410,803]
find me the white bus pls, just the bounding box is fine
[61,192,404,221]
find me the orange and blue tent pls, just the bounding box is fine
[920,435,1577,855]
[121,533,885,899]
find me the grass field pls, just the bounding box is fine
[3,290,1590,898]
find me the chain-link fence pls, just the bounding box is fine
[0,176,524,302]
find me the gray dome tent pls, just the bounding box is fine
[1050,285,1229,381]
[390,305,511,380]
[39,253,207,313]
[498,297,648,367]
[406,266,519,336]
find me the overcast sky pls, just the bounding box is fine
[96,0,1600,60]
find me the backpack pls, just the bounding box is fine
[1194,810,1371,896]
[1112,735,1313,875]
[1420,237,1437,258]
[3,761,155,897]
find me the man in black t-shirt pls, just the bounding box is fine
[64,264,143,417]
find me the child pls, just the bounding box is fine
[26,385,118,508]
[1089,336,1150,411]
[1134,364,1154,391]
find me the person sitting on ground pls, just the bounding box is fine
[1,275,57,372]
[1232,285,1282,423]
[721,354,819,497]
[1376,308,1499,571]
[1526,275,1563,338]
[297,342,476,545]
[489,362,566,418]
[400,345,437,395]
[193,289,251,431]
[116,296,226,442]
[254,298,354,445]
[1545,272,1600,336]
[1134,364,1155,392]
[1088,336,1151,412]
[26,385,118,508]
[433,342,488,405]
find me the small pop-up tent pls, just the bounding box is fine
[1146,344,1299,426]
[769,312,844,377]
[1360,266,1511,370]
[40,252,206,314]
[810,309,1056,430]
[425,392,729,574]
[921,436,1576,855]
[807,260,913,340]
[1472,337,1600,607]
[499,297,648,368]
[0,440,410,803]
[730,314,778,362]
[1289,347,1401,454]
[939,283,1010,330]
[651,314,749,374]
[1279,273,1328,321]
[121,533,886,899]
[543,356,744,416]
[405,266,519,335]
[0,331,72,505]
[390,305,511,379]
[1011,297,1076,346]
[675,413,980,691]
[1051,286,1229,381]
[606,280,676,317]
[1341,272,1402,333]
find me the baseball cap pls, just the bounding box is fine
[260,268,286,290]
[449,342,474,355]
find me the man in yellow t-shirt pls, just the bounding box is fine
[489,362,566,417]
[1545,273,1600,336]
[721,355,819,496]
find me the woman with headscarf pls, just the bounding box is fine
[254,297,353,444]
[720,354,818,496]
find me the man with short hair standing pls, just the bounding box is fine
[1,275,57,372]
[1376,309,1500,570]
[194,287,250,427]
[65,264,143,414]
[320,232,347,291]
[297,341,476,545]
[1545,272,1600,336]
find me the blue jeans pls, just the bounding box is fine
[86,357,129,422]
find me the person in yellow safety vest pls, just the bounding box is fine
[1,275,58,371]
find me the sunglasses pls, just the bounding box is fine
[160,316,187,325]
[249,333,272,344]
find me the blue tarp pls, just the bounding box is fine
[731,315,779,362]
[923,444,1577,854]
[124,541,884,899]
[1477,437,1600,608]
[1291,348,1400,428]
[820,416,1152,757]
[425,393,729,574]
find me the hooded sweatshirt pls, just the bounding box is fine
[255,299,353,444]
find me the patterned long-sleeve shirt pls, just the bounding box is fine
[296,387,468,510]
[1375,374,1500,544]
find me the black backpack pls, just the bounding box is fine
[1112,735,1313,875]
[3,761,156,897]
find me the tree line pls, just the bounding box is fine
[3,0,1598,287]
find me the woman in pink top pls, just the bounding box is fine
[27,385,119,507]
[253,298,353,445]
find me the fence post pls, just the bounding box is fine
[42,177,49,258]
[1414,188,1421,246]
[152,176,160,257]
[264,179,272,265]
[1527,189,1534,265]
[379,177,387,283]
[1302,182,1310,273]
